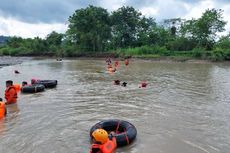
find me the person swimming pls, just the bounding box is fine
[113,80,120,85]
[121,82,127,87]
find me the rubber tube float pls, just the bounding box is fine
[90,119,137,147]
[21,84,45,93]
[32,80,58,88]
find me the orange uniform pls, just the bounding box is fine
[114,61,119,68]
[124,59,129,66]
[5,86,18,105]
[90,137,117,153]
[13,84,21,92]
[0,102,6,118]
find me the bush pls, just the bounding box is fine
[215,39,230,50]
[0,47,10,55]
[119,45,168,56]
[210,48,226,61]
[166,37,197,51]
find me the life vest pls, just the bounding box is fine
[0,102,6,119]
[124,59,129,66]
[13,84,21,92]
[139,82,147,88]
[114,61,119,68]
[5,86,18,104]
[90,137,117,153]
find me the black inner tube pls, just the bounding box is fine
[34,80,57,88]
[21,84,45,93]
[90,119,137,147]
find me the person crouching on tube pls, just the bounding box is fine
[31,79,38,84]
[90,129,117,153]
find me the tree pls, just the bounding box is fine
[46,31,63,47]
[137,17,157,46]
[7,37,24,48]
[67,5,111,52]
[148,26,171,46]
[45,31,64,55]
[181,8,227,49]
[110,6,142,48]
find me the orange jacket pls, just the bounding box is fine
[90,137,117,153]
[114,61,119,68]
[125,59,129,65]
[5,86,18,104]
[0,102,6,118]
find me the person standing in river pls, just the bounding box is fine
[5,80,18,105]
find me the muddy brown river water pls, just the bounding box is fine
[0,58,229,153]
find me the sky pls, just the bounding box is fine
[0,0,230,38]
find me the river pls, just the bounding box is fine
[0,58,229,153]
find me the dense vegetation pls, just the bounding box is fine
[1,6,230,61]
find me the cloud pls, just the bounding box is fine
[0,0,97,23]
[0,0,230,38]
[0,0,230,23]
[0,16,67,38]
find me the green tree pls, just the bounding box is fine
[7,37,24,48]
[110,6,142,48]
[137,17,156,46]
[67,5,111,52]
[181,8,226,49]
[45,31,64,55]
[31,37,47,55]
[148,26,171,46]
[46,31,63,46]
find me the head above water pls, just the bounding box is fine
[113,80,120,85]
[122,82,127,87]
[31,79,37,84]
[6,80,13,87]
[22,81,28,86]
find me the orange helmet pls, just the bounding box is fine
[92,129,108,144]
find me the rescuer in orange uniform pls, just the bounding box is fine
[90,129,117,153]
[5,80,18,105]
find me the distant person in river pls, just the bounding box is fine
[139,81,148,88]
[106,57,112,65]
[31,79,38,84]
[114,60,119,68]
[56,58,62,61]
[14,70,20,74]
[121,82,127,87]
[5,80,18,105]
[113,80,120,85]
[124,58,129,66]
[90,129,117,153]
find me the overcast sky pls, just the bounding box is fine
[0,0,230,38]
